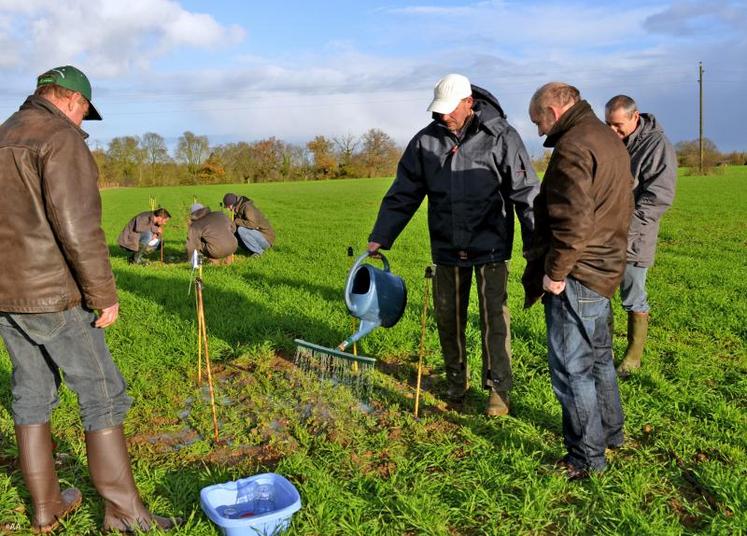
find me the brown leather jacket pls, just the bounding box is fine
[523,100,633,307]
[233,196,275,245]
[186,207,238,260]
[117,211,162,252]
[0,95,117,313]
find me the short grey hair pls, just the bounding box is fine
[605,95,638,116]
[530,82,581,114]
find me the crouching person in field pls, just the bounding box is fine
[0,65,179,532]
[524,82,633,480]
[186,203,238,265]
[222,192,275,255]
[117,207,171,264]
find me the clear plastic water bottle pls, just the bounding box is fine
[252,483,275,514]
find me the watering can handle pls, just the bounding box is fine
[343,250,390,311]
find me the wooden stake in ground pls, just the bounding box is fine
[194,268,219,443]
[414,265,433,418]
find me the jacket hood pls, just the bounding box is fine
[19,95,89,139]
[626,112,662,147]
[543,100,593,148]
[190,206,212,221]
[471,85,508,135]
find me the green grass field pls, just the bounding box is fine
[1,168,745,535]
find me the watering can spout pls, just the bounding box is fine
[338,320,380,351]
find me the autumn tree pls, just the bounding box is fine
[176,131,210,180]
[357,128,400,178]
[141,132,171,185]
[106,136,145,186]
[307,135,337,179]
[675,138,720,175]
[197,152,226,184]
[334,133,359,178]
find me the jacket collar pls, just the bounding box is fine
[543,100,593,148]
[19,95,89,139]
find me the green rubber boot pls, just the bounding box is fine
[617,312,649,377]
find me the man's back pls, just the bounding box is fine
[0,96,115,313]
[534,100,633,298]
[187,209,237,259]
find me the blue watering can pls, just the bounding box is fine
[338,251,407,351]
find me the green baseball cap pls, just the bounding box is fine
[36,65,102,120]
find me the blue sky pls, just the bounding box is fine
[0,0,744,155]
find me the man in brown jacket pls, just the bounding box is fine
[222,192,275,255]
[117,207,171,264]
[0,66,177,532]
[186,203,238,263]
[524,82,633,479]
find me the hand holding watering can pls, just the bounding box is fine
[338,248,407,351]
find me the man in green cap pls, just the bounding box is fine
[0,66,179,532]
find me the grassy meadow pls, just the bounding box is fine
[0,167,745,535]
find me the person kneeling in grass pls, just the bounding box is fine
[222,192,275,255]
[186,203,238,265]
[118,207,171,264]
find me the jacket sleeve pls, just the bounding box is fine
[234,202,256,229]
[544,141,595,281]
[499,127,540,251]
[41,130,117,310]
[629,135,677,244]
[368,138,426,249]
[186,225,199,261]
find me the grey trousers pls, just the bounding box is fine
[0,306,132,430]
[433,262,512,393]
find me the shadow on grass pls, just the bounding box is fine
[113,267,341,355]
[241,272,342,304]
[107,241,189,264]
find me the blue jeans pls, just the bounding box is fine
[620,263,649,313]
[139,230,160,249]
[544,277,624,471]
[236,227,271,255]
[0,306,132,430]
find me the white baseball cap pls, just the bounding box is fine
[427,74,472,114]
[191,203,204,213]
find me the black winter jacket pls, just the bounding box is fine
[369,86,539,266]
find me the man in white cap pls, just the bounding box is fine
[186,202,238,264]
[368,74,539,416]
[0,65,179,532]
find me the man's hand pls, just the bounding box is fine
[367,241,382,258]
[95,303,119,328]
[542,275,566,295]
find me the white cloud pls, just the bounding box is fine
[0,0,245,75]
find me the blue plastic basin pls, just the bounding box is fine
[201,473,302,536]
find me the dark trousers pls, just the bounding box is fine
[544,277,624,471]
[433,262,512,393]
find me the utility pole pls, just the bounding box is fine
[698,61,704,175]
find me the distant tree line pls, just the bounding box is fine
[530,137,747,176]
[93,129,402,187]
[94,129,745,187]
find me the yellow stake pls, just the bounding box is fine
[196,277,219,443]
[414,266,433,418]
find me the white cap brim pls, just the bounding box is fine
[427,97,461,114]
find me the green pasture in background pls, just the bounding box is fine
[0,168,745,535]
